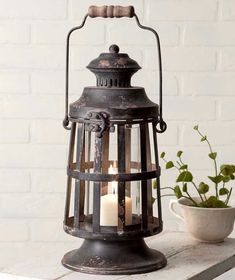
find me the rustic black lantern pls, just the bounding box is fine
[62,5,167,275]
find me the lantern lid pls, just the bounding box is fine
[87,44,141,87]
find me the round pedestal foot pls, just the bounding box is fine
[62,238,167,275]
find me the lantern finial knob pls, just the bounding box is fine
[109,44,119,54]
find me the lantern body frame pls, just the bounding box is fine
[62,7,167,274]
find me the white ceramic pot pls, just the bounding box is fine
[169,197,235,243]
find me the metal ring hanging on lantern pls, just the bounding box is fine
[63,5,167,133]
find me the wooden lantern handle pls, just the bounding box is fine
[88,5,135,18]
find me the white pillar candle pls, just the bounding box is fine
[100,164,132,226]
[100,194,132,226]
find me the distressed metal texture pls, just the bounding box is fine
[69,159,156,171]
[144,124,154,219]
[63,13,167,133]
[64,122,76,224]
[69,87,158,121]
[101,131,110,195]
[68,168,159,182]
[87,45,140,88]
[74,123,85,228]
[125,126,131,195]
[62,9,168,276]
[64,215,160,240]
[62,238,167,275]
[92,136,103,233]
[140,123,148,230]
[117,125,126,232]
[84,111,109,138]
[153,123,163,227]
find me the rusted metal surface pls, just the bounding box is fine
[64,215,161,240]
[74,123,85,228]
[68,167,160,182]
[64,122,76,224]
[62,239,167,275]
[62,9,167,274]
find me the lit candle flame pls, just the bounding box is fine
[109,164,118,194]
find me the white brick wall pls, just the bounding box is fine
[0,0,235,270]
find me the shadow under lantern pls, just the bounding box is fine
[62,5,168,275]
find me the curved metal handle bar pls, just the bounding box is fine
[63,14,89,130]
[63,11,167,133]
[133,14,166,133]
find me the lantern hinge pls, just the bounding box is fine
[84,111,113,137]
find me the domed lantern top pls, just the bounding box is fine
[87,44,141,88]
[69,44,159,123]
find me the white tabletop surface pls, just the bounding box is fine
[0,231,235,280]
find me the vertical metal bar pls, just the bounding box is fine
[117,125,126,231]
[74,123,85,228]
[79,140,86,222]
[140,123,148,230]
[152,123,163,224]
[146,124,153,220]
[64,122,76,223]
[85,131,91,216]
[125,126,131,196]
[93,135,103,232]
[101,131,110,195]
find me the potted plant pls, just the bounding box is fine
[153,125,235,243]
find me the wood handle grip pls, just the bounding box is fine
[88,5,135,18]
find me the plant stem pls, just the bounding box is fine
[182,195,199,207]
[225,188,233,206]
[163,157,181,172]
[192,181,204,202]
[161,194,176,197]
[185,192,199,206]
[161,187,174,191]
[176,161,182,168]
[203,193,207,201]
[196,128,219,199]
[179,155,187,169]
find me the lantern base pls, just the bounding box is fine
[62,238,167,275]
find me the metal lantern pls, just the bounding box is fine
[62,5,167,275]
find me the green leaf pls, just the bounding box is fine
[208,175,223,184]
[214,200,228,208]
[179,164,188,170]
[152,197,156,204]
[220,165,235,176]
[176,171,193,182]
[166,161,174,169]
[219,188,229,196]
[201,136,207,142]
[174,185,182,199]
[209,152,217,160]
[177,151,183,157]
[202,196,227,208]
[160,152,165,159]
[182,183,187,192]
[193,125,199,130]
[198,182,209,194]
[152,180,157,189]
[230,174,235,180]
[222,176,230,183]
